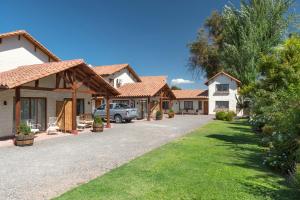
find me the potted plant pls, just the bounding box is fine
[15,123,34,146]
[168,109,175,118]
[93,116,104,132]
[156,110,163,120]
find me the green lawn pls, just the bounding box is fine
[55,120,300,200]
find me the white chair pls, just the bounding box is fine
[26,120,41,134]
[47,117,59,135]
[77,116,86,130]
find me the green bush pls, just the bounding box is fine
[93,116,103,125]
[168,109,174,113]
[18,123,31,135]
[156,110,162,118]
[216,111,236,121]
[216,111,227,120]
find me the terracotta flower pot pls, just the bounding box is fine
[156,115,163,120]
[168,112,175,118]
[15,134,35,146]
[93,124,104,132]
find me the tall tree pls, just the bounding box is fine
[189,0,295,85]
[188,11,224,78]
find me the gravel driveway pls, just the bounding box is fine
[0,115,213,200]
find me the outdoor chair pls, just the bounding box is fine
[26,119,41,134]
[77,116,86,130]
[47,117,59,135]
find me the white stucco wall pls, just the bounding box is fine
[172,100,204,114]
[0,75,92,138]
[207,74,239,115]
[0,35,52,72]
[103,68,138,87]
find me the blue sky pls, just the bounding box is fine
[0,0,297,89]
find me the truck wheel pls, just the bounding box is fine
[114,115,123,123]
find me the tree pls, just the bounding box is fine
[171,85,182,90]
[188,11,224,79]
[189,0,295,85]
[250,36,300,176]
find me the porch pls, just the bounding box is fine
[0,60,119,138]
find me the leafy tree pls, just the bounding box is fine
[189,0,295,85]
[250,36,300,176]
[188,11,224,78]
[171,85,182,90]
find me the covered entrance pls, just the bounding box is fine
[1,60,120,135]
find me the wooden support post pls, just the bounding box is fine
[159,97,163,118]
[147,97,151,121]
[71,88,78,134]
[15,87,21,134]
[106,96,111,128]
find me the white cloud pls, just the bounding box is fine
[171,78,195,85]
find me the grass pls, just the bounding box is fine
[55,120,300,200]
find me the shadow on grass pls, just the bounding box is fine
[206,120,300,199]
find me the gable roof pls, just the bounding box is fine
[204,71,241,86]
[0,30,60,62]
[172,89,208,99]
[93,64,141,82]
[116,76,175,98]
[0,59,119,95]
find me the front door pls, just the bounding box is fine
[204,101,209,115]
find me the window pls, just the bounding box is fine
[112,100,129,106]
[184,101,193,110]
[77,99,85,115]
[162,101,169,110]
[215,101,229,110]
[216,84,229,93]
[0,38,2,44]
[198,101,202,110]
[109,78,114,85]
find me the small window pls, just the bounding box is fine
[184,101,193,110]
[109,79,114,85]
[198,101,202,110]
[76,99,85,115]
[0,38,2,44]
[162,101,169,109]
[215,101,229,110]
[216,84,229,93]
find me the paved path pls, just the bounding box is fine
[0,115,213,200]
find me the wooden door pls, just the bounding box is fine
[204,101,209,115]
[56,101,65,131]
[64,100,73,132]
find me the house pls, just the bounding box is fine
[171,90,208,114]
[205,71,241,115]
[94,64,175,120]
[0,30,118,138]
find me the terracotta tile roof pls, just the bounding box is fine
[172,89,208,99]
[0,30,60,61]
[116,76,174,98]
[0,60,119,95]
[94,64,141,82]
[140,76,167,83]
[204,71,241,85]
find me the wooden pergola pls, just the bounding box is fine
[5,60,119,134]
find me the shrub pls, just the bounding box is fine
[216,111,227,120]
[93,116,103,126]
[156,110,162,118]
[168,109,174,113]
[18,123,31,135]
[216,111,236,121]
[225,111,236,121]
